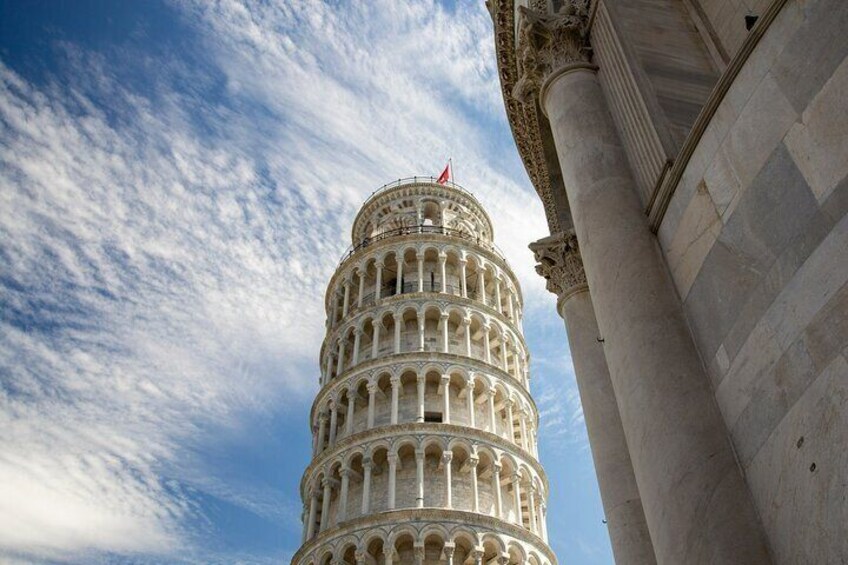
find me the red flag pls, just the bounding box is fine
[436,161,450,184]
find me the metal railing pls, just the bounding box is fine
[338,224,508,266]
[361,176,480,209]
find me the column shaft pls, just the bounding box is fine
[390,377,400,425]
[361,461,372,514]
[415,451,425,508]
[543,64,771,564]
[561,289,656,564]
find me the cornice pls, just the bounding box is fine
[292,507,557,565]
[491,0,562,233]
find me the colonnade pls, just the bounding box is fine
[327,243,523,330]
[300,518,552,565]
[322,303,528,386]
[303,438,547,543]
[312,370,538,457]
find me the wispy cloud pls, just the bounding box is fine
[0,0,559,561]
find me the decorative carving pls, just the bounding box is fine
[490,0,564,233]
[513,2,592,103]
[529,230,587,304]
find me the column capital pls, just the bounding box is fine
[442,451,454,464]
[366,382,379,394]
[390,374,401,387]
[387,453,399,465]
[530,230,588,308]
[468,456,479,469]
[416,373,426,383]
[512,2,593,105]
[363,457,373,469]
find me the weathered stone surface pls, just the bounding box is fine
[771,0,848,113]
[559,291,656,565]
[543,66,771,565]
[785,54,848,202]
[746,354,848,564]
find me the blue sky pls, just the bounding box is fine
[0,1,612,563]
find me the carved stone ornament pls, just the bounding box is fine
[529,230,587,304]
[490,0,562,233]
[512,1,592,104]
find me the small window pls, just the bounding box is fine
[424,411,443,423]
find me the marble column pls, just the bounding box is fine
[442,451,453,508]
[477,269,487,305]
[366,382,377,429]
[492,463,504,519]
[469,457,479,513]
[396,258,404,295]
[464,378,476,428]
[383,547,394,565]
[328,399,339,447]
[512,472,522,527]
[444,543,455,565]
[374,261,383,303]
[441,374,451,424]
[316,412,327,455]
[438,253,447,292]
[462,318,472,356]
[487,388,497,434]
[387,453,398,510]
[519,6,772,563]
[338,467,350,522]
[504,399,515,442]
[346,394,356,435]
[393,314,402,353]
[415,449,425,508]
[459,258,468,298]
[417,317,425,351]
[416,374,425,423]
[319,477,333,531]
[417,253,424,292]
[342,280,350,317]
[371,322,381,359]
[306,489,318,539]
[361,459,372,514]
[390,375,400,425]
[352,329,361,365]
[357,267,365,308]
[441,313,450,353]
[531,231,655,565]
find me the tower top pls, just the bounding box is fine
[350,176,495,247]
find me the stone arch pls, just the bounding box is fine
[508,541,528,565]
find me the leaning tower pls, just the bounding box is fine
[293,177,556,565]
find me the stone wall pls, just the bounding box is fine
[657,1,848,561]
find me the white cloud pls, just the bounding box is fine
[0,0,559,561]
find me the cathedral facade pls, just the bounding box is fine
[490,0,847,563]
